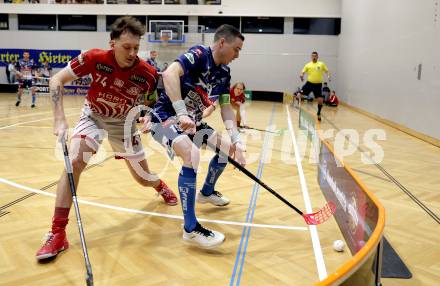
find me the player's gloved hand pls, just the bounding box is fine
[231,142,246,167]
[177,114,196,134]
[139,115,152,133]
[300,75,304,82]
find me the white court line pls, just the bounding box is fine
[0,113,78,130]
[14,125,53,129]
[0,108,78,121]
[0,177,308,232]
[286,105,328,280]
[0,111,55,120]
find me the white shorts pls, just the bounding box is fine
[72,109,144,161]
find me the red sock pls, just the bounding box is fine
[52,207,70,233]
[154,180,164,192]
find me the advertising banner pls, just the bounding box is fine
[0,49,80,68]
[318,142,379,254]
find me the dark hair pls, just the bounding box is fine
[214,24,244,43]
[312,51,319,55]
[110,16,146,40]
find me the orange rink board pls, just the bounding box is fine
[0,94,439,285]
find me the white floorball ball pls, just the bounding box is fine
[333,240,345,252]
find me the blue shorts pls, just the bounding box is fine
[19,79,33,89]
[151,120,215,159]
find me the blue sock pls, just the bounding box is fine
[31,93,36,105]
[178,166,197,232]
[201,154,227,196]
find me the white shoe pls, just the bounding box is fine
[183,223,225,249]
[196,191,230,206]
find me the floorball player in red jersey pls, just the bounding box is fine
[36,16,178,261]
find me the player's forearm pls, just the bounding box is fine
[221,105,243,152]
[202,105,214,118]
[49,77,66,120]
[221,105,239,133]
[50,68,78,120]
[163,63,188,117]
[162,64,183,103]
[239,104,247,124]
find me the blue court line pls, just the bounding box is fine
[229,103,276,286]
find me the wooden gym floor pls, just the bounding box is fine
[0,93,438,285]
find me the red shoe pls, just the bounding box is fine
[155,180,178,206]
[36,231,69,260]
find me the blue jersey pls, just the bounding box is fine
[16,58,38,81]
[153,45,231,123]
[146,58,160,72]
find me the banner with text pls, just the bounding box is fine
[0,49,80,68]
[34,85,89,96]
[318,142,379,255]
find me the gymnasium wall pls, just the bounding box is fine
[228,34,338,93]
[337,0,440,139]
[0,32,339,94]
[0,0,340,93]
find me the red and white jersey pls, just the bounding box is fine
[67,49,158,119]
[230,88,245,104]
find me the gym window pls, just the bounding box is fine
[106,15,146,32]
[293,18,341,35]
[241,17,284,34]
[0,14,8,30]
[18,14,56,31]
[58,15,97,32]
[198,16,240,33]
[165,0,221,4]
